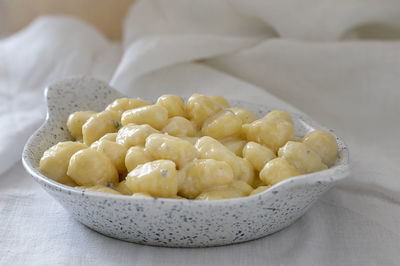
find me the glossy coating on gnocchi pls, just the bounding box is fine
[39,93,339,200]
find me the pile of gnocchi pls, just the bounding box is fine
[39,94,339,200]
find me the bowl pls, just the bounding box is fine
[22,76,349,247]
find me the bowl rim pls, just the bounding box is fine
[22,76,350,205]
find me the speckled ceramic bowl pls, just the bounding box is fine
[22,76,349,247]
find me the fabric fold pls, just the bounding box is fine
[0,16,120,174]
[111,35,261,92]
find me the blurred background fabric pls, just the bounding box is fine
[1,0,400,265]
[0,0,135,39]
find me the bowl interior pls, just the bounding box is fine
[22,76,349,198]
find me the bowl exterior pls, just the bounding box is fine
[27,169,335,247]
[22,76,349,247]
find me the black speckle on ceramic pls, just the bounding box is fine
[22,76,350,247]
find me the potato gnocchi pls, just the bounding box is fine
[39,94,339,200]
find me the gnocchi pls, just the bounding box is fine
[220,137,247,156]
[185,94,222,127]
[162,116,196,137]
[39,93,339,201]
[145,133,198,169]
[196,181,253,200]
[67,111,96,140]
[278,141,328,174]
[121,105,168,129]
[116,124,159,148]
[201,110,242,139]
[242,142,276,172]
[227,107,258,124]
[195,136,244,182]
[67,148,119,186]
[264,110,293,124]
[156,94,185,118]
[178,159,234,198]
[99,132,118,142]
[39,141,87,186]
[243,116,294,152]
[82,111,118,145]
[260,158,300,185]
[125,146,153,172]
[303,130,338,167]
[114,180,133,195]
[126,160,178,198]
[91,139,127,174]
[105,97,151,120]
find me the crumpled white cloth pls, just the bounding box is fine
[1,0,400,265]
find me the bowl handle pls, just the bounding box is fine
[23,76,124,170]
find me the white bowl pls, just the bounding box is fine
[22,76,349,247]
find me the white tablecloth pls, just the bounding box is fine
[1,1,400,265]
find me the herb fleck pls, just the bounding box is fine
[112,119,122,130]
[161,169,168,177]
